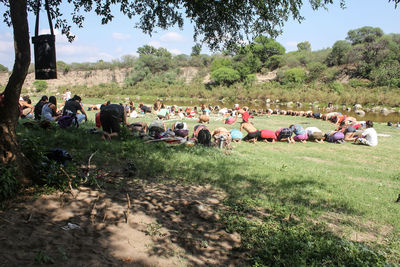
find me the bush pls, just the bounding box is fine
[369,60,400,87]
[348,79,372,88]
[329,81,344,94]
[125,67,150,86]
[321,66,340,83]
[306,62,327,81]
[210,57,233,72]
[279,68,307,85]
[33,80,48,93]
[211,67,241,85]
[266,55,284,70]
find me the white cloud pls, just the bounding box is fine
[38,28,69,43]
[112,32,131,41]
[160,32,185,42]
[57,44,97,56]
[169,48,182,55]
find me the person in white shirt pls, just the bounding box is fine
[305,126,324,143]
[354,120,378,147]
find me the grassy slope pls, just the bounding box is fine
[17,109,400,265]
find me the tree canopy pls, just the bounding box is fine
[0,0,353,50]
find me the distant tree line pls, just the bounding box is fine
[25,26,399,89]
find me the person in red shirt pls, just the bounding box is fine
[238,109,250,123]
[258,129,277,143]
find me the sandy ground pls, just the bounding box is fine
[0,180,244,266]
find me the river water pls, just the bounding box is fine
[162,99,400,123]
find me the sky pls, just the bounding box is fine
[0,0,399,70]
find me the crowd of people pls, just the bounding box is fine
[16,95,379,147]
[95,101,379,147]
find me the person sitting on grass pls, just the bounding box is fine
[198,112,210,124]
[139,103,152,114]
[34,95,48,120]
[41,96,61,121]
[289,124,308,143]
[172,121,189,138]
[157,104,170,120]
[211,127,232,147]
[148,120,166,139]
[128,122,148,137]
[193,124,211,146]
[325,130,345,144]
[334,114,347,125]
[275,127,294,143]
[225,113,237,125]
[240,122,260,143]
[100,103,127,140]
[62,95,87,125]
[230,129,243,143]
[305,126,325,143]
[238,108,251,123]
[354,120,378,147]
[258,129,277,143]
[336,121,358,141]
[153,100,161,113]
[19,96,34,119]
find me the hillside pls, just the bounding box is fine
[0,67,278,91]
[0,68,131,90]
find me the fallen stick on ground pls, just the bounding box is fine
[60,167,75,198]
[124,193,131,224]
[83,150,98,183]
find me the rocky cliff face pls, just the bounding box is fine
[0,67,278,90]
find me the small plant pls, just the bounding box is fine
[33,80,48,93]
[145,222,162,237]
[0,164,19,202]
[34,250,55,264]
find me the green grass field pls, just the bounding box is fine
[15,108,400,265]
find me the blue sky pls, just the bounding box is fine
[0,0,399,70]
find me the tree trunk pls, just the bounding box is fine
[0,0,32,185]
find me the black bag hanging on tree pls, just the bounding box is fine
[31,0,57,80]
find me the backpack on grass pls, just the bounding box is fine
[58,114,78,129]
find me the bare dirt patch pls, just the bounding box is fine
[0,181,244,266]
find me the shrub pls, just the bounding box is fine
[321,66,340,83]
[211,67,241,85]
[369,60,400,87]
[33,80,48,93]
[306,62,327,81]
[348,79,372,88]
[329,81,344,94]
[266,55,284,70]
[210,57,233,72]
[279,68,307,85]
